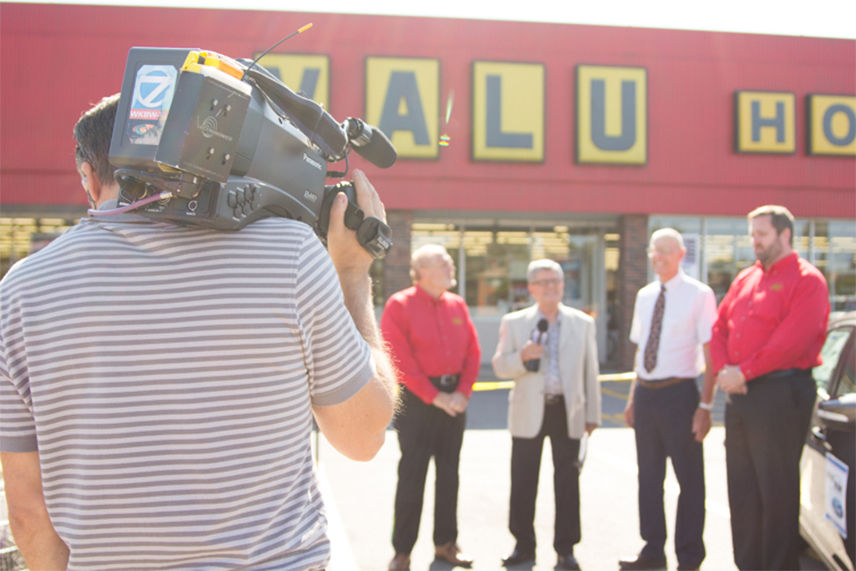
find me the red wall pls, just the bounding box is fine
[1,3,854,217]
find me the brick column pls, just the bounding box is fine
[616,214,649,371]
[382,210,413,300]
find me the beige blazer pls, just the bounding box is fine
[492,303,601,439]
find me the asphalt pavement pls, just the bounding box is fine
[316,373,744,571]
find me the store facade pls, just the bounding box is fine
[2,4,854,368]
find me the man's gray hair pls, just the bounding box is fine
[410,244,450,282]
[527,259,563,283]
[650,227,686,250]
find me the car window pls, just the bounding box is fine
[834,331,855,397]
[812,326,854,396]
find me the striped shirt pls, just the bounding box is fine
[0,211,373,570]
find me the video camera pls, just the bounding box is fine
[108,46,395,258]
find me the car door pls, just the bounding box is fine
[801,318,856,570]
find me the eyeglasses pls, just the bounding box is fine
[530,278,562,287]
[647,247,678,257]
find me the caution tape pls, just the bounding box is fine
[472,371,635,392]
[472,380,515,392]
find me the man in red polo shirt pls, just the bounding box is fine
[381,244,481,571]
[711,204,829,570]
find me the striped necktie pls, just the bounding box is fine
[643,284,666,373]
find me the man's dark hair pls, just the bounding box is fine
[73,93,120,185]
[748,204,795,246]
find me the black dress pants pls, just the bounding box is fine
[509,398,581,556]
[633,379,705,568]
[392,387,466,554]
[724,370,815,570]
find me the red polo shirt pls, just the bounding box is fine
[710,252,829,380]
[380,285,481,404]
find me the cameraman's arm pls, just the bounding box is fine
[312,170,397,461]
[1,451,69,570]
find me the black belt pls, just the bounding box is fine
[429,374,460,393]
[638,377,693,390]
[545,394,564,405]
[759,368,811,380]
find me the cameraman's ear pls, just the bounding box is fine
[79,161,102,207]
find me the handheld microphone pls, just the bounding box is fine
[524,318,549,372]
[344,118,398,168]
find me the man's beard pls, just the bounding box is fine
[755,241,782,266]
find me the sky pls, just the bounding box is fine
[5,0,856,40]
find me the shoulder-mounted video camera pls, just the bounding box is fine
[108,46,395,258]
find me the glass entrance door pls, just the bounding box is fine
[559,233,608,362]
[409,220,618,365]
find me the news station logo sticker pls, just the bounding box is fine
[127,65,177,145]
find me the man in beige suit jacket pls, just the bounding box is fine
[493,259,601,570]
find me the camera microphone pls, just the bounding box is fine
[524,318,549,372]
[344,118,397,169]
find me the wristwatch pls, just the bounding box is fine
[698,401,714,411]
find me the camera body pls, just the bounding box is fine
[109,47,393,257]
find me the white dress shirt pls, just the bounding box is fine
[629,270,717,380]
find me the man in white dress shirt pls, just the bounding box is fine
[619,228,717,571]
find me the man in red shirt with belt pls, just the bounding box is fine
[381,244,481,571]
[711,204,829,570]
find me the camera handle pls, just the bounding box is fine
[317,182,392,260]
[242,64,347,161]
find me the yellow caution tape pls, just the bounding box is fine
[472,371,635,391]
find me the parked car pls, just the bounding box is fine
[800,311,856,570]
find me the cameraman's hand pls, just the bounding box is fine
[327,169,387,275]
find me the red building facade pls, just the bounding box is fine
[2,3,854,367]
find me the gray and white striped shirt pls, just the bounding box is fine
[0,212,373,569]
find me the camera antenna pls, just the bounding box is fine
[243,23,314,80]
[241,22,312,79]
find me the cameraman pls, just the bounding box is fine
[0,94,397,570]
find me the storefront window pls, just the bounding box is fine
[413,224,609,316]
[648,217,702,236]
[0,217,78,275]
[814,220,856,313]
[793,219,812,258]
[703,218,751,300]
[411,219,619,363]
[469,230,531,312]
[649,216,703,281]
[649,215,855,309]
[604,232,621,361]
